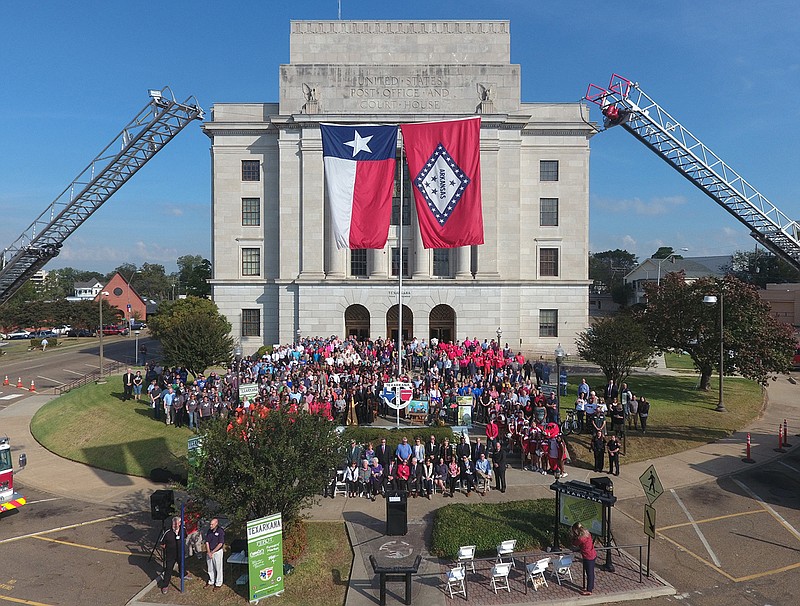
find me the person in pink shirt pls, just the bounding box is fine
[571,522,597,596]
[485,416,499,451]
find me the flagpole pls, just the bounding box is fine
[397,139,404,381]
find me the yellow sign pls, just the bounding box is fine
[643,504,656,539]
[639,464,663,505]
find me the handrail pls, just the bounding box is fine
[53,360,125,395]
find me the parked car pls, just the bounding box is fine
[67,328,95,337]
[52,325,72,336]
[6,329,31,340]
[30,330,56,339]
[101,325,129,336]
[129,320,147,331]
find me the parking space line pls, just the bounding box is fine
[732,478,800,543]
[671,488,721,567]
[778,460,800,475]
[36,376,63,385]
[0,511,139,545]
[659,509,765,531]
[734,561,800,582]
[62,369,84,376]
[657,532,734,581]
[31,535,148,558]
[0,594,57,606]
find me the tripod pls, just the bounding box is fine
[148,518,168,563]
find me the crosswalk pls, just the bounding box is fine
[0,392,24,400]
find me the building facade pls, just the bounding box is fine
[203,20,593,353]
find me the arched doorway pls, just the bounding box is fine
[345,304,370,339]
[429,304,456,343]
[386,305,413,341]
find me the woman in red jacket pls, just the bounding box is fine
[570,522,597,596]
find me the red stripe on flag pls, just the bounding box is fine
[349,158,395,249]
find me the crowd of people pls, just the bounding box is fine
[126,334,651,483]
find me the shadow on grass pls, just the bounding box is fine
[82,436,187,481]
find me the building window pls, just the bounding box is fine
[241,160,260,181]
[242,198,260,226]
[433,249,451,277]
[540,198,559,226]
[351,249,367,277]
[539,309,558,337]
[242,248,261,276]
[540,160,559,182]
[242,309,261,337]
[391,157,412,226]
[391,247,409,277]
[540,248,559,277]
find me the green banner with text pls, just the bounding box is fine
[247,512,284,601]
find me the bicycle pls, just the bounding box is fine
[560,409,579,436]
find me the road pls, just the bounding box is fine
[0,485,161,606]
[0,334,157,409]
[613,448,800,606]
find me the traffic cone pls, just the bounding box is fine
[3,376,8,386]
[16,377,23,388]
[29,380,36,392]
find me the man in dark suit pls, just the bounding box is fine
[122,368,135,401]
[425,435,439,461]
[455,435,471,461]
[376,437,391,468]
[408,457,423,497]
[346,440,363,467]
[471,437,486,462]
[492,441,507,493]
[604,380,619,405]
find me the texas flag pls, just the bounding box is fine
[400,117,483,249]
[320,123,398,249]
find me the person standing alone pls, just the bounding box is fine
[122,368,134,401]
[570,522,597,596]
[159,516,181,594]
[205,518,225,590]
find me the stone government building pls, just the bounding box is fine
[203,20,593,352]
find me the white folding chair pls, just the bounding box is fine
[490,562,512,594]
[551,553,574,585]
[445,564,466,599]
[333,469,347,497]
[456,545,476,574]
[496,539,517,568]
[526,557,550,591]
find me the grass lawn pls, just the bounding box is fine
[431,499,565,559]
[31,378,193,478]
[144,522,352,606]
[561,374,763,468]
[663,351,699,371]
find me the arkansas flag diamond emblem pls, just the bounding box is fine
[413,143,471,226]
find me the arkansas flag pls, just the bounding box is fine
[400,117,483,248]
[321,123,398,249]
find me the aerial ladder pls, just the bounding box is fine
[0,88,203,305]
[585,74,800,271]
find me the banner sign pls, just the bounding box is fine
[457,396,473,427]
[247,512,284,601]
[187,436,204,489]
[239,383,259,402]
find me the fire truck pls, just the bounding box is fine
[0,436,26,514]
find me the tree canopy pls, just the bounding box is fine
[726,250,800,289]
[177,255,212,298]
[589,249,638,305]
[147,296,233,376]
[636,273,794,389]
[575,313,656,385]
[191,409,344,533]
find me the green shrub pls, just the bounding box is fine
[431,499,569,559]
[342,426,460,448]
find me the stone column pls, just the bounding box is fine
[370,247,388,278]
[412,206,428,278]
[299,134,325,278]
[455,246,472,279]
[475,140,500,278]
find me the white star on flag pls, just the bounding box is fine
[344,130,373,157]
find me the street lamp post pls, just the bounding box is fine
[496,326,502,345]
[234,344,243,406]
[134,330,141,366]
[703,292,727,412]
[656,248,690,285]
[97,291,109,383]
[554,344,565,420]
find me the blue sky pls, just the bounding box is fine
[1,0,797,273]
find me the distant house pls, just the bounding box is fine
[96,273,147,324]
[70,279,104,301]
[625,255,731,305]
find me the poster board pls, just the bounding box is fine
[407,400,429,415]
[456,396,473,427]
[239,383,259,402]
[247,513,284,601]
[559,494,604,536]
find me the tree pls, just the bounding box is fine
[636,272,794,389]
[177,255,212,297]
[589,249,638,304]
[726,250,800,289]
[147,296,233,376]
[191,408,344,537]
[575,314,656,384]
[651,246,676,259]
